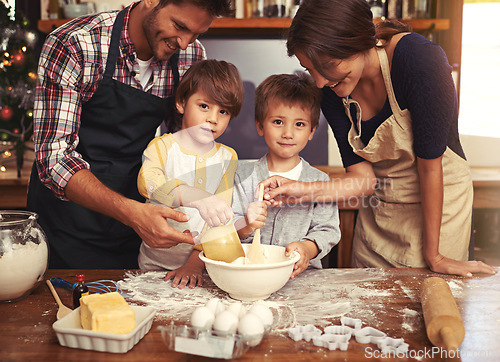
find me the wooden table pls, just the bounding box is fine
[1,268,499,361]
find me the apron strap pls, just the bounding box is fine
[103,9,127,80]
[376,47,404,116]
[164,52,181,132]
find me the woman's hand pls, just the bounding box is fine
[258,176,309,207]
[164,251,205,289]
[426,253,498,277]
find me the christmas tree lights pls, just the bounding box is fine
[0,1,38,177]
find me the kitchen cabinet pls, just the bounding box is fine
[37,16,449,35]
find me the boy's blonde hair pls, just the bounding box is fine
[175,59,244,119]
[255,72,322,130]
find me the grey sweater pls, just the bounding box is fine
[232,156,341,269]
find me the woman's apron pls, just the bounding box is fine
[348,46,473,268]
[27,9,180,269]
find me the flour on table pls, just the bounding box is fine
[118,271,223,324]
[118,268,412,335]
[447,279,464,298]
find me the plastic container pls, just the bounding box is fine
[159,323,250,359]
[0,210,48,302]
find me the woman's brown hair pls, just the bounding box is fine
[287,0,409,77]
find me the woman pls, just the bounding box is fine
[260,0,496,277]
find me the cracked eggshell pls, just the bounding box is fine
[190,306,215,330]
[205,297,226,316]
[227,301,247,319]
[248,303,273,331]
[237,313,265,347]
[213,310,239,335]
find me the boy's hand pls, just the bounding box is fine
[245,201,267,232]
[190,195,234,227]
[285,242,309,279]
[285,240,319,279]
[164,250,205,289]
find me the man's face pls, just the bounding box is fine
[142,2,213,61]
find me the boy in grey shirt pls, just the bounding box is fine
[232,73,340,278]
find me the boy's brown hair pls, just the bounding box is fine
[175,59,244,119]
[255,72,322,130]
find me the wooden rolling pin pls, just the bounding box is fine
[420,277,465,351]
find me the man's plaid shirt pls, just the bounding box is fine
[33,1,206,200]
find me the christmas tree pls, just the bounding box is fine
[0,1,38,177]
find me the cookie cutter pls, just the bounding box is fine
[354,326,387,344]
[340,316,362,330]
[312,325,354,351]
[312,333,350,351]
[377,336,409,355]
[287,324,322,342]
[324,325,354,338]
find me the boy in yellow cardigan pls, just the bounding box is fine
[137,59,244,289]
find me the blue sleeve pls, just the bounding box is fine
[321,88,366,168]
[392,33,460,160]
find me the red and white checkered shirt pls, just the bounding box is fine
[33,1,206,200]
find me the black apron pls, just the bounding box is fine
[27,9,180,269]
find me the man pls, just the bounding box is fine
[27,0,232,269]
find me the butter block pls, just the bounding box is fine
[80,292,135,334]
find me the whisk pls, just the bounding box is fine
[49,277,123,295]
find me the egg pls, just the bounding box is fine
[227,301,247,319]
[237,313,265,347]
[213,310,239,335]
[190,306,215,330]
[248,303,273,331]
[205,297,226,316]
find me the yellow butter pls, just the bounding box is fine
[80,292,135,334]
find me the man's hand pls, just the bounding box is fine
[65,169,195,248]
[130,203,195,248]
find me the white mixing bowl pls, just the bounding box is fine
[199,244,300,301]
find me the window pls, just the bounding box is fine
[459,1,500,138]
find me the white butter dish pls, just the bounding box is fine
[52,305,156,353]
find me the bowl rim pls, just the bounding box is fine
[199,245,300,270]
[0,210,38,226]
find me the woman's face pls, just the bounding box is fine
[295,51,365,98]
